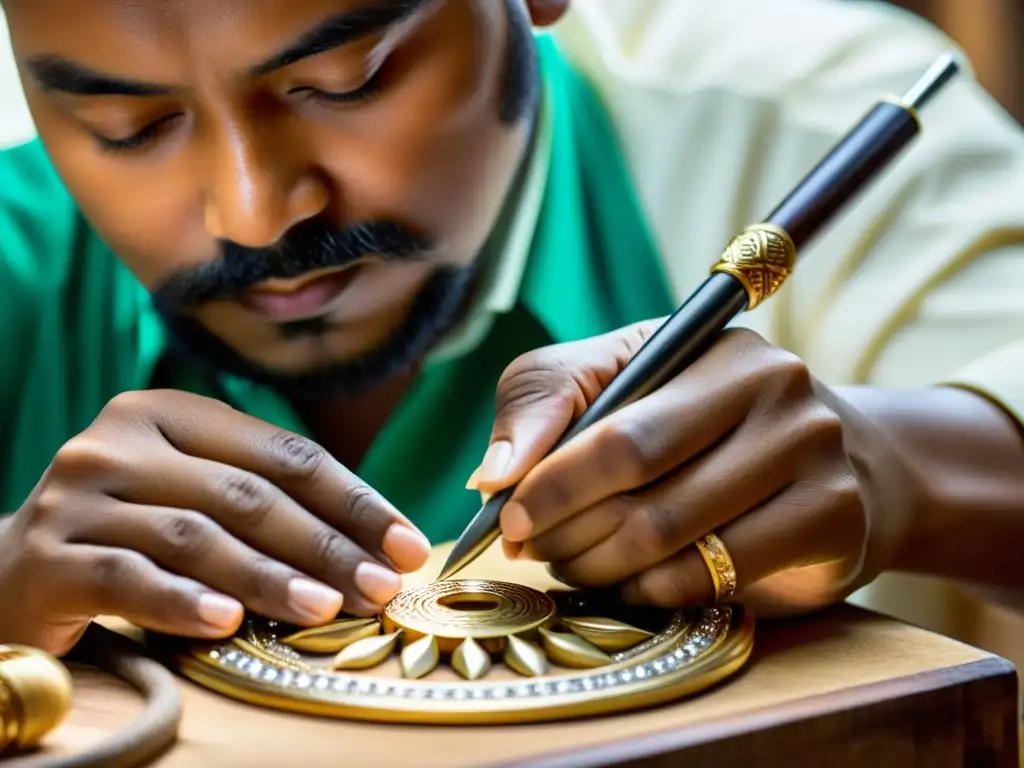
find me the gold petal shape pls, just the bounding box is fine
[400,635,440,679]
[281,618,381,654]
[332,630,401,670]
[451,637,491,681]
[562,616,653,652]
[539,628,612,669]
[503,635,549,678]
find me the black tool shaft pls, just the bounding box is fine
[438,53,958,581]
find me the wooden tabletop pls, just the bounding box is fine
[39,546,1021,767]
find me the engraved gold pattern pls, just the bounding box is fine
[711,224,797,309]
[694,534,738,602]
[172,579,754,725]
[562,617,654,652]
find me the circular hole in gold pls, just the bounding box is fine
[438,593,502,612]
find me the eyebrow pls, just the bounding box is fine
[24,0,428,98]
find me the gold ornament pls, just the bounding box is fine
[694,533,739,602]
[0,645,74,754]
[172,578,754,725]
[282,618,380,654]
[711,224,797,309]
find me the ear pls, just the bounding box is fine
[525,0,570,28]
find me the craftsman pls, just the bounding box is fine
[0,0,1022,657]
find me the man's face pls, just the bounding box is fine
[5,0,565,399]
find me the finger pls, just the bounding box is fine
[501,338,770,543]
[617,470,864,609]
[69,503,349,626]
[528,421,793,586]
[49,544,245,639]
[107,391,430,573]
[475,321,662,491]
[110,452,403,612]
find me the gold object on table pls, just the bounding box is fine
[172,577,754,725]
[0,645,73,753]
[695,533,739,603]
[711,223,797,309]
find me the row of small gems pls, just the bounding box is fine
[207,607,731,701]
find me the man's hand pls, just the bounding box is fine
[0,390,430,655]
[471,323,917,616]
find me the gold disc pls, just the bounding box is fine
[167,581,755,725]
[382,580,555,652]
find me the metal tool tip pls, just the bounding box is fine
[902,50,963,111]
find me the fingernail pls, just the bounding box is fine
[501,539,525,561]
[288,579,344,622]
[465,467,481,491]
[501,501,533,542]
[477,441,513,486]
[197,593,244,631]
[355,562,402,605]
[383,524,431,572]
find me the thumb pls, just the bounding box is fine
[468,322,660,493]
[470,366,579,493]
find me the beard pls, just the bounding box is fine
[149,0,540,403]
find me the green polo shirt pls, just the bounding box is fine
[0,36,674,544]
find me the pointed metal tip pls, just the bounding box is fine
[434,488,513,582]
[436,561,462,582]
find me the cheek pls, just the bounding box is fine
[310,17,530,263]
[34,124,209,288]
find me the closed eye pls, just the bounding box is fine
[93,113,184,154]
[293,66,386,105]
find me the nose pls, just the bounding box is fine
[203,122,329,247]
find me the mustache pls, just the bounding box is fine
[152,219,434,311]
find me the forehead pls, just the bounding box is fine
[5,0,418,70]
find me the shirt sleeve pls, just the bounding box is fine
[559,0,1024,425]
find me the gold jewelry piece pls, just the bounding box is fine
[710,224,797,309]
[0,645,73,754]
[170,579,754,725]
[695,533,738,603]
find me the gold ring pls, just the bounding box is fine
[694,533,738,603]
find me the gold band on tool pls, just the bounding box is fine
[710,224,797,309]
[694,533,738,603]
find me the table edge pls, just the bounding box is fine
[483,656,1018,768]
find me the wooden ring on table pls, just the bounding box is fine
[2,624,181,768]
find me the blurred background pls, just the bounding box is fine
[842,0,1024,684]
[888,0,1023,123]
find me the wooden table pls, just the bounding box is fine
[37,546,1022,767]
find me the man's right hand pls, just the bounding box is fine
[0,390,431,656]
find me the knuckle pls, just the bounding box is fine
[615,511,661,566]
[264,432,325,479]
[241,557,280,604]
[496,358,567,413]
[156,511,218,564]
[720,327,769,352]
[338,484,384,531]
[51,435,122,478]
[217,472,277,525]
[311,528,355,572]
[90,551,148,604]
[637,499,684,547]
[769,351,815,397]
[832,476,868,534]
[29,486,74,527]
[591,422,651,486]
[101,390,152,420]
[798,403,845,449]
